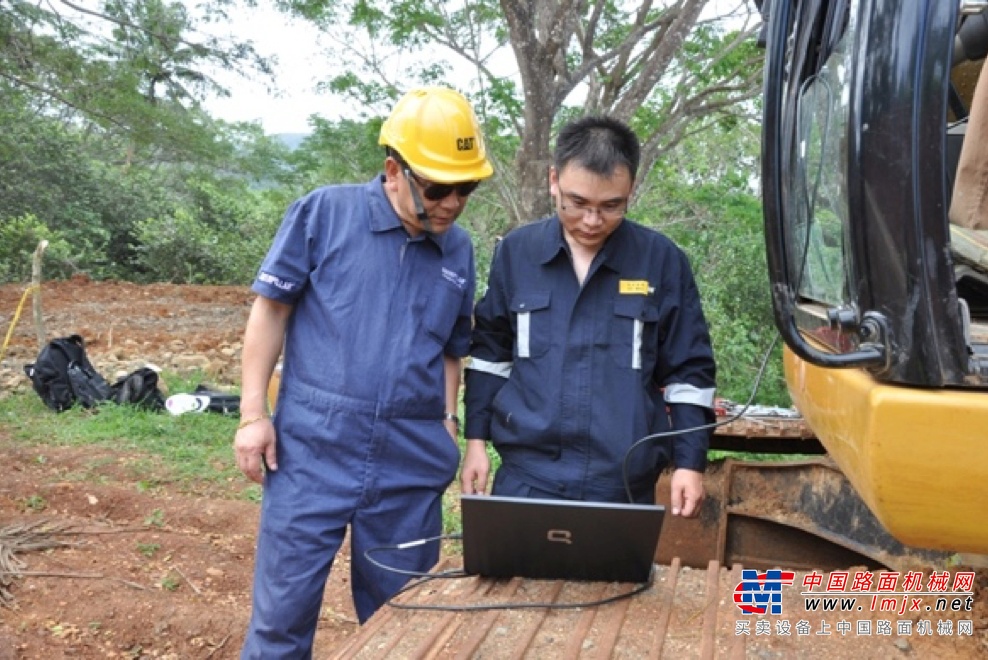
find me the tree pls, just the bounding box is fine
[0,0,271,163]
[103,0,215,106]
[0,0,293,283]
[278,0,763,226]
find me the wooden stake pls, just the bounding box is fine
[31,240,48,348]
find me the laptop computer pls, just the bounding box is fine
[460,495,664,583]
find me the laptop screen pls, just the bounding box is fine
[460,495,664,583]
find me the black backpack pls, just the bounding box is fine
[110,367,166,412]
[24,335,113,411]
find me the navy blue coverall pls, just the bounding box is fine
[465,217,716,503]
[242,177,474,657]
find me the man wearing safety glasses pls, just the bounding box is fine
[235,87,492,656]
[463,115,716,516]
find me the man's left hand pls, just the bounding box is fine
[670,468,704,517]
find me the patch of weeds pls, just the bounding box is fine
[61,470,90,483]
[137,542,161,558]
[21,494,48,512]
[136,479,162,493]
[144,508,165,528]
[35,455,47,464]
[84,456,116,472]
[159,573,180,591]
[126,457,159,481]
[241,484,262,503]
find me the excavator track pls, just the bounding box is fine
[333,558,743,659]
[657,413,953,572]
[333,413,984,656]
[331,558,983,658]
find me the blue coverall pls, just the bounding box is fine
[242,177,474,657]
[465,217,716,503]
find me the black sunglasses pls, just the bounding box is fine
[404,168,481,201]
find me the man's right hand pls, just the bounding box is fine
[460,439,490,495]
[234,418,277,484]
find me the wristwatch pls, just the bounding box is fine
[443,412,461,426]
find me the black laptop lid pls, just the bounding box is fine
[460,495,664,583]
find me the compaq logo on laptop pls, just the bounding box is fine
[547,529,572,544]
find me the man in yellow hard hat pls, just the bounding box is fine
[234,87,493,656]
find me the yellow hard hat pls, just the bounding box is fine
[379,87,494,183]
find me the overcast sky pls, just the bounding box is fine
[197,2,332,135]
[194,0,520,136]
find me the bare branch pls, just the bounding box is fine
[613,0,706,119]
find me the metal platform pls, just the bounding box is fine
[330,558,747,659]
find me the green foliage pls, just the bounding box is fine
[0,0,292,283]
[134,208,220,284]
[0,87,292,284]
[159,573,180,591]
[133,179,280,284]
[137,542,161,558]
[0,215,72,284]
[0,101,106,277]
[144,508,166,528]
[20,494,48,513]
[287,117,385,190]
[657,189,787,405]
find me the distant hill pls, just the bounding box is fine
[272,133,309,150]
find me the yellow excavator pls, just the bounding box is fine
[655,1,988,573]
[755,0,988,557]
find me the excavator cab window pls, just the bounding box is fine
[762,0,988,388]
[785,3,855,309]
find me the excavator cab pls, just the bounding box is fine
[760,0,988,552]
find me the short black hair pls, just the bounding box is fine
[553,116,641,180]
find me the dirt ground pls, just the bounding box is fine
[0,278,363,658]
[0,278,986,659]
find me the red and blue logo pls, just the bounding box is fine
[733,569,796,615]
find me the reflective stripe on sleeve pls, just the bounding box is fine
[517,311,531,358]
[467,357,513,379]
[631,318,643,370]
[664,383,716,408]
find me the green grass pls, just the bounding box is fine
[0,371,248,497]
[0,383,488,560]
[0,381,492,526]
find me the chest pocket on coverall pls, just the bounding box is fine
[610,296,661,370]
[423,279,465,346]
[510,291,552,359]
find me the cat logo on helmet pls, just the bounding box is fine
[379,87,494,183]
